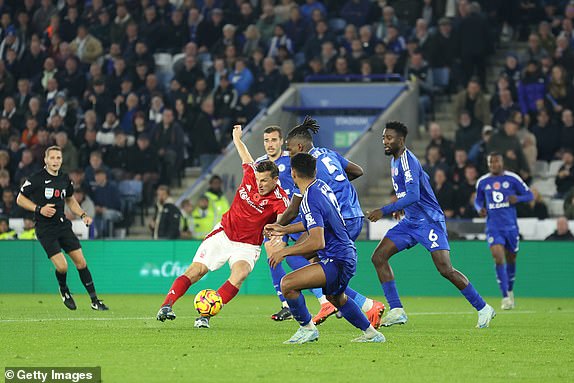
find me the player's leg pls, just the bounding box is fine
[327,293,385,343]
[490,243,511,309]
[371,232,409,327]
[505,249,517,309]
[264,238,292,321]
[67,247,108,311]
[280,263,326,344]
[49,252,77,310]
[430,249,495,328]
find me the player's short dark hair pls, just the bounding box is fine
[255,160,279,178]
[264,125,282,138]
[487,151,503,159]
[94,169,107,176]
[385,121,408,138]
[157,185,170,195]
[44,145,62,157]
[291,153,316,179]
[209,175,222,183]
[286,116,320,143]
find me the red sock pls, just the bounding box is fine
[162,275,191,306]
[217,280,239,304]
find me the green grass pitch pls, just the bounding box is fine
[1,294,572,383]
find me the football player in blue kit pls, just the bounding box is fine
[266,118,386,327]
[475,152,533,310]
[367,121,495,328]
[265,153,385,343]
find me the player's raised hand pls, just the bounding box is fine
[232,124,243,141]
[40,204,56,217]
[264,223,287,237]
[366,209,383,222]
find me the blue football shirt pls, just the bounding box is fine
[299,179,356,262]
[475,171,533,231]
[255,151,295,197]
[382,148,445,223]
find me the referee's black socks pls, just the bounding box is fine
[55,270,68,291]
[78,267,98,302]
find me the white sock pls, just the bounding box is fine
[361,298,374,312]
[281,301,289,308]
[302,321,316,330]
[318,296,328,304]
[363,325,379,338]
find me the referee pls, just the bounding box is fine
[17,146,109,311]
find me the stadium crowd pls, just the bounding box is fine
[0,0,572,239]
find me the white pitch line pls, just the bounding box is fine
[2,310,573,323]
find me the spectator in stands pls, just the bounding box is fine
[70,24,103,65]
[451,148,469,188]
[555,149,574,198]
[455,110,482,152]
[453,78,490,126]
[405,49,433,129]
[522,33,549,64]
[456,164,479,218]
[91,169,122,238]
[517,60,546,126]
[205,175,230,223]
[2,96,22,129]
[546,65,574,115]
[192,194,216,239]
[537,21,556,55]
[531,108,560,162]
[284,5,309,52]
[18,214,37,240]
[491,73,518,112]
[20,117,39,148]
[492,89,521,129]
[165,9,188,54]
[242,25,264,58]
[545,216,574,241]
[30,129,50,167]
[519,124,538,178]
[561,109,574,153]
[0,216,16,239]
[487,120,530,181]
[427,122,454,165]
[458,2,490,88]
[432,168,455,218]
[303,20,333,61]
[213,73,238,135]
[0,150,10,180]
[228,57,254,96]
[65,187,95,222]
[105,129,131,181]
[423,145,448,181]
[0,188,24,218]
[54,131,77,174]
[179,198,194,240]
[151,108,184,187]
[428,17,456,93]
[15,79,32,117]
[13,149,38,188]
[553,35,574,71]
[56,56,86,100]
[84,78,113,123]
[149,185,181,239]
[517,187,549,219]
[197,8,224,53]
[128,133,159,207]
[257,4,279,45]
[193,97,221,170]
[85,150,111,188]
[340,0,370,27]
[0,169,12,194]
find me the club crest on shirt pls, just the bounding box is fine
[44,187,54,199]
[393,167,398,176]
[502,181,509,189]
[278,164,286,172]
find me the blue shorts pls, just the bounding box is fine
[487,229,519,253]
[318,257,356,296]
[386,220,450,252]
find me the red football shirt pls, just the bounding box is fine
[221,163,289,245]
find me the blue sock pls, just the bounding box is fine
[269,261,287,303]
[460,283,487,311]
[285,293,312,326]
[338,297,370,331]
[495,264,509,297]
[507,263,516,291]
[345,287,367,309]
[286,256,323,299]
[382,280,403,309]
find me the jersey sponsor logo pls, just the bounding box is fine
[493,182,501,190]
[44,187,54,199]
[502,181,509,189]
[488,202,510,209]
[492,191,504,203]
[239,186,264,213]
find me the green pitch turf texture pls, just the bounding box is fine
[1,295,572,383]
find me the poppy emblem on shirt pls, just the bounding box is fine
[253,193,261,202]
[44,187,54,199]
[493,182,501,190]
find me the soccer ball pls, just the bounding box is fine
[194,289,223,317]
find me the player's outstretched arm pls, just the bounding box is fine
[265,221,306,236]
[232,124,254,164]
[276,194,302,225]
[65,196,92,226]
[267,226,325,268]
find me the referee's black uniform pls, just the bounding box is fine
[19,168,80,257]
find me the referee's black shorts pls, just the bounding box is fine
[36,221,82,258]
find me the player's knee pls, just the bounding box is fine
[74,258,87,269]
[185,263,208,279]
[326,294,345,307]
[371,249,388,267]
[280,276,296,298]
[438,266,455,279]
